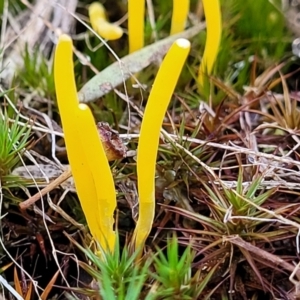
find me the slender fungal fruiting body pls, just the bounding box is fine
[128,0,145,53]
[198,0,222,87]
[171,0,190,35]
[76,104,117,251]
[54,35,99,240]
[134,38,191,249]
[54,34,116,252]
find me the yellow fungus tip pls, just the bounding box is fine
[58,34,72,42]
[89,2,106,20]
[175,38,190,49]
[78,103,88,111]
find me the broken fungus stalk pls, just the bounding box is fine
[170,0,190,35]
[128,0,145,53]
[134,38,191,250]
[89,2,123,41]
[54,34,116,251]
[76,104,116,252]
[198,0,222,87]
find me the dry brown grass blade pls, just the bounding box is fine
[267,68,299,90]
[267,74,300,130]
[237,246,265,291]
[15,263,34,300]
[282,73,300,127]
[281,72,294,125]
[40,269,60,300]
[226,235,300,279]
[19,169,72,210]
[210,76,241,100]
[254,62,286,91]
[24,281,33,300]
[13,266,23,298]
[1,262,13,272]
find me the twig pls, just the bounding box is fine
[225,235,300,278]
[19,169,72,210]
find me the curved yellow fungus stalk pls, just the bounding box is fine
[89,2,123,41]
[128,0,145,53]
[134,38,191,250]
[198,0,222,87]
[76,104,116,252]
[54,34,100,240]
[170,0,190,35]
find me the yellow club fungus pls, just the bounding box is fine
[89,2,123,41]
[170,0,190,35]
[198,0,222,87]
[133,38,191,250]
[54,34,100,241]
[76,104,117,251]
[128,0,145,53]
[54,34,116,251]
